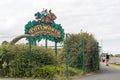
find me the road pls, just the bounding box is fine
[75,64,120,80]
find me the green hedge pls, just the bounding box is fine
[60,32,99,72]
[0,44,56,77]
[32,65,65,78]
[32,65,82,79]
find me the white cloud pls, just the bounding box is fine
[0,0,120,54]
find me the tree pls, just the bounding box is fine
[60,32,99,72]
[110,54,114,57]
[0,44,56,77]
[100,53,107,57]
[115,54,120,57]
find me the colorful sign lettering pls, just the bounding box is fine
[24,9,64,43]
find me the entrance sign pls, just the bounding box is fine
[25,9,64,43]
[24,9,65,76]
[28,25,61,38]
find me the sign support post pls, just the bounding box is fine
[24,9,65,77]
[28,39,32,77]
[55,42,57,57]
[45,38,48,48]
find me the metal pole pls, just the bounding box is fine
[45,38,48,48]
[82,39,85,74]
[55,42,57,57]
[29,39,32,77]
[97,42,100,70]
[33,40,36,46]
[66,34,69,78]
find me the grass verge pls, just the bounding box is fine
[109,63,120,69]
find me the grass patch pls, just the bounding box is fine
[109,64,120,69]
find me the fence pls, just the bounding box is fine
[65,34,100,77]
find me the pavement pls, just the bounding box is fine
[75,63,120,80]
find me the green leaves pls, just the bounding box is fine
[61,32,99,71]
[0,44,56,77]
[33,65,65,78]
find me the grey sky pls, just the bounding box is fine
[0,0,120,54]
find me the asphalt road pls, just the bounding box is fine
[75,64,120,80]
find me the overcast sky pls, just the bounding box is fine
[0,0,120,54]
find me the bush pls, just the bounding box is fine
[0,44,56,77]
[32,65,65,78]
[32,65,81,79]
[60,32,99,72]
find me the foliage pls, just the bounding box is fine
[32,65,82,79]
[60,32,99,72]
[109,54,114,57]
[101,53,114,57]
[0,44,56,77]
[0,32,99,78]
[32,65,65,78]
[100,53,108,57]
[114,54,120,57]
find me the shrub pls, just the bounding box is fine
[0,44,56,77]
[32,65,81,78]
[60,32,99,72]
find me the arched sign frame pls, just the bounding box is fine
[24,9,65,76]
[24,9,65,57]
[25,21,64,44]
